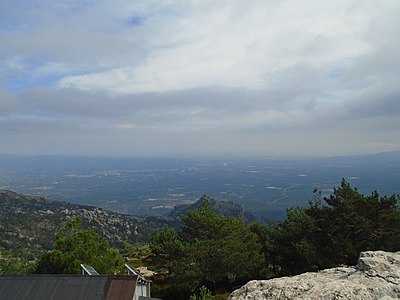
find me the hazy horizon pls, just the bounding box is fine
[1,152,399,217]
[1,148,400,160]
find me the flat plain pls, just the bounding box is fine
[1,151,399,219]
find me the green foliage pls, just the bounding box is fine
[178,199,262,286]
[266,208,320,275]
[190,286,215,300]
[0,248,36,274]
[249,222,275,278]
[150,227,184,273]
[266,179,400,275]
[120,241,151,259]
[150,197,263,297]
[309,179,400,265]
[35,217,125,274]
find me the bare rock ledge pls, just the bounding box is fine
[229,251,400,300]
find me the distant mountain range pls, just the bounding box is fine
[0,190,259,259]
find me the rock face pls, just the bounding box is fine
[229,251,400,300]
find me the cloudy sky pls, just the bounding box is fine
[1,0,399,157]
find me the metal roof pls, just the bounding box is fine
[0,275,137,300]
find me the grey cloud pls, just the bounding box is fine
[3,85,319,127]
[348,89,400,119]
[0,89,17,113]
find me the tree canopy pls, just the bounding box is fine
[265,179,400,275]
[150,197,263,295]
[0,247,36,274]
[35,217,125,274]
[150,183,400,299]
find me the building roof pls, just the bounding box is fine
[0,274,137,300]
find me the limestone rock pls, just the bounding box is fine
[229,251,400,300]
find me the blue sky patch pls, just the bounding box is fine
[127,16,146,27]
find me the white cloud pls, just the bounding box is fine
[56,0,381,93]
[2,1,398,94]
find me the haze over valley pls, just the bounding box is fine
[1,151,399,219]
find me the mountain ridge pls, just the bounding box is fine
[0,189,177,259]
[170,195,259,224]
[0,190,259,259]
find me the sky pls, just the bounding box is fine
[1,0,400,157]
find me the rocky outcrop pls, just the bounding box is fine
[0,190,177,258]
[170,195,258,224]
[229,251,400,300]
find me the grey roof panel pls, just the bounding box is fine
[0,275,136,300]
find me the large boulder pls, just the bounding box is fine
[229,251,400,300]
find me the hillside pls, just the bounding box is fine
[170,195,259,224]
[0,190,177,259]
[0,190,259,260]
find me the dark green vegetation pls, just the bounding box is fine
[0,180,399,300]
[265,179,400,275]
[0,248,36,274]
[149,197,263,298]
[148,180,400,299]
[36,218,125,274]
